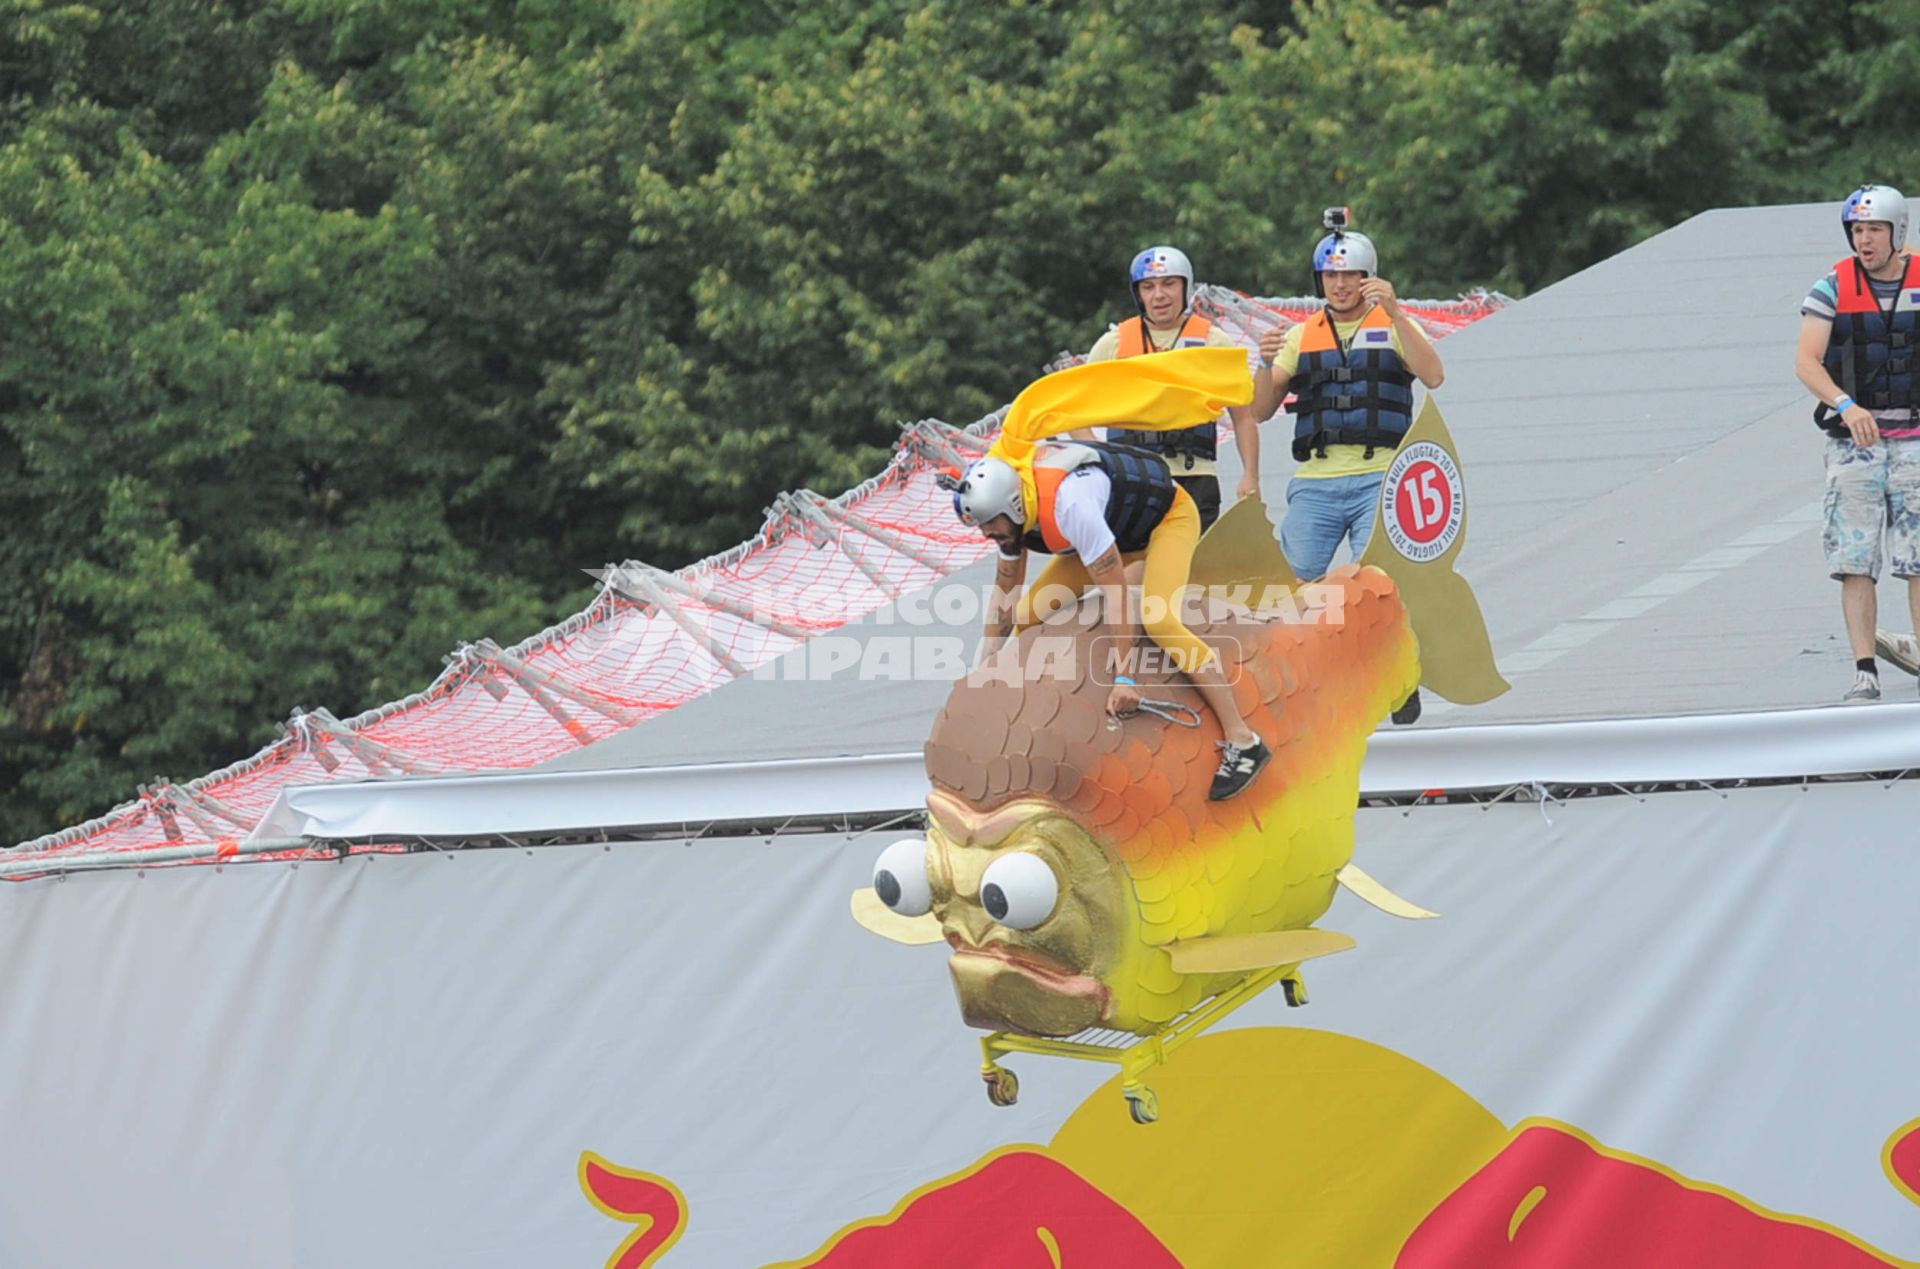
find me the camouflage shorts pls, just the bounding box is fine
[1824,436,1920,580]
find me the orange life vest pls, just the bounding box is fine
[1114,314,1212,358]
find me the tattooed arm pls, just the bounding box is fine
[981,546,1028,659]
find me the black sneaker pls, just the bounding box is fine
[1391,688,1423,725]
[1210,738,1271,801]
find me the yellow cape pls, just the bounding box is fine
[986,347,1255,522]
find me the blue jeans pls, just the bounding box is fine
[1281,473,1385,580]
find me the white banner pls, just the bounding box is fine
[1,783,1916,1266]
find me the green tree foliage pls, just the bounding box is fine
[3,0,1916,841]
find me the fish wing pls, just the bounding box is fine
[850,888,945,945]
[1166,927,1356,975]
[1337,862,1440,919]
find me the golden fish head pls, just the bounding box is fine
[909,791,1134,1037]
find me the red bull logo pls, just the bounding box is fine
[1399,1121,1905,1268]
[1888,1117,1920,1208]
[578,1153,687,1269]
[581,1031,1920,1267]
[769,1149,1181,1267]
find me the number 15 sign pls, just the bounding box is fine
[1357,399,1509,705]
[1381,441,1464,563]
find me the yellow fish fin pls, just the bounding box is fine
[1166,927,1356,975]
[1188,495,1299,604]
[850,888,945,946]
[1356,397,1509,705]
[1336,862,1440,919]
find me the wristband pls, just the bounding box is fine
[1835,395,1856,413]
[1113,675,1137,686]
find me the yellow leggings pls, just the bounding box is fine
[1014,487,1216,673]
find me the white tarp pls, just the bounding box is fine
[3,781,1918,1266]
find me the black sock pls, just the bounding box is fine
[1858,658,1879,675]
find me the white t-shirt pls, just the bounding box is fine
[1050,466,1116,559]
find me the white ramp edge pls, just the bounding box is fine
[241,703,1920,845]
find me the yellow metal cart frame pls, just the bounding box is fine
[979,964,1308,1124]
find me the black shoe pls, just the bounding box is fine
[1391,688,1423,726]
[1210,738,1271,801]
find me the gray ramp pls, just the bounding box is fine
[543,201,1866,774]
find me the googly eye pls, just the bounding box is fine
[979,853,1059,931]
[873,838,933,917]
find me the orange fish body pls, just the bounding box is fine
[914,565,1418,1037]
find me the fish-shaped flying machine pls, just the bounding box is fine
[853,351,1505,1122]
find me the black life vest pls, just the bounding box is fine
[1289,307,1415,462]
[1020,443,1178,556]
[1818,254,1920,435]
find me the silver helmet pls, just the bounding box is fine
[1312,231,1378,297]
[1843,184,1909,253]
[952,457,1026,527]
[1129,245,1195,308]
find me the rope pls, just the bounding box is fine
[1106,698,1204,731]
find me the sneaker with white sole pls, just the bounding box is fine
[1874,630,1920,677]
[1842,670,1881,703]
[1210,738,1272,801]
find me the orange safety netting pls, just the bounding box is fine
[10,289,1507,865]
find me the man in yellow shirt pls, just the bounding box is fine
[1249,224,1445,580]
[1083,246,1263,529]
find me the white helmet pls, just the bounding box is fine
[1129,246,1194,308]
[1313,231,1378,297]
[952,457,1026,527]
[1843,184,1909,253]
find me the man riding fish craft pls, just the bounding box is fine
[854,346,1506,1123]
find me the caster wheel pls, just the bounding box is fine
[983,1067,1020,1107]
[1282,975,1309,1008]
[1125,1088,1160,1125]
